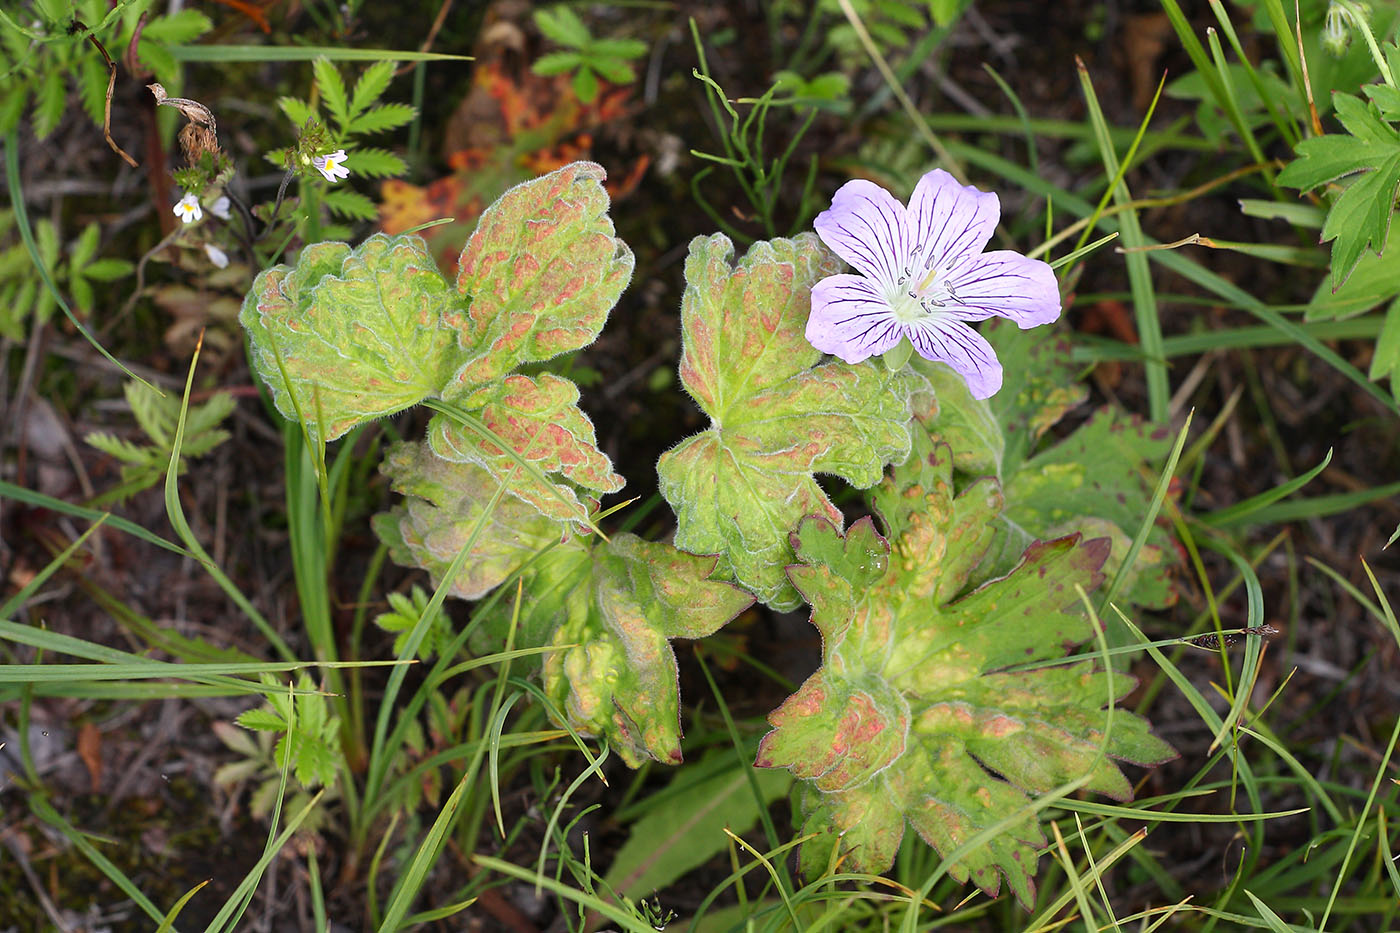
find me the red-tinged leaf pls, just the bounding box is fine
[427,372,622,526]
[373,441,569,599]
[760,435,1175,906]
[658,233,925,609]
[374,438,753,765]
[444,161,633,397]
[474,532,754,766]
[755,669,908,792]
[913,321,1179,611]
[240,235,458,442]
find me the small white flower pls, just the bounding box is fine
[204,243,229,268]
[312,149,349,182]
[173,192,202,224]
[210,195,231,220]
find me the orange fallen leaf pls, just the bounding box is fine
[77,721,102,792]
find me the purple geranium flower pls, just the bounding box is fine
[807,169,1061,399]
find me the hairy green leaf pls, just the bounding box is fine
[475,531,753,766]
[349,59,396,117]
[312,57,350,130]
[77,257,133,281]
[138,9,213,44]
[323,188,378,221]
[373,585,453,661]
[32,66,64,140]
[658,233,924,609]
[240,234,458,442]
[531,51,584,77]
[913,321,1178,611]
[758,436,1175,905]
[534,5,592,48]
[346,102,416,135]
[278,95,316,128]
[572,67,599,104]
[443,161,634,396]
[344,146,406,178]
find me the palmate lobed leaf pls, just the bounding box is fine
[658,233,925,609]
[373,441,569,600]
[1317,159,1400,289]
[443,161,634,398]
[1277,93,1400,288]
[427,372,622,524]
[911,321,1178,611]
[486,533,754,766]
[240,234,457,442]
[758,436,1175,905]
[426,161,634,525]
[366,437,750,762]
[375,440,752,766]
[243,162,630,526]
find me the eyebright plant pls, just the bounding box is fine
[239,160,1177,901]
[313,149,350,182]
[274,58,416,234]
[173,192,203,224]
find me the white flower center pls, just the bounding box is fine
[885,246,962,324]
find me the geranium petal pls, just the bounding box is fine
[808,273,905,364]
[945,250,1061,327]
[906,169,999,276]
[814,179,909,287]
[906,316,1003,399]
